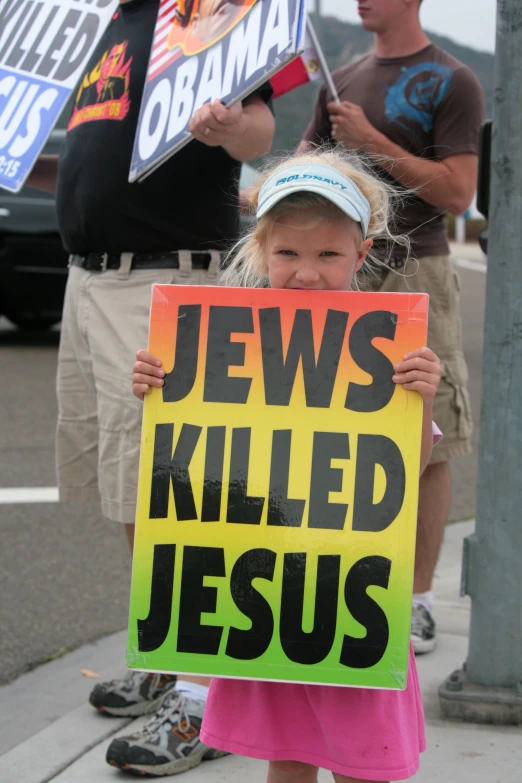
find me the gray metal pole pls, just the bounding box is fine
[439,0,522,724]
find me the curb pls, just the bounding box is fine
[0,704,132,783]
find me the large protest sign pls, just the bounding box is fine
[129,0,307,182]
[0,0,117,192]
[127,286,429,690]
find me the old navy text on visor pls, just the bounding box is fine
[256,164,371,237]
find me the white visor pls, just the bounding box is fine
[256,163,371,237]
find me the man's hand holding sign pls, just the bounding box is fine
[190,99,244,144]
[189,96,274,160]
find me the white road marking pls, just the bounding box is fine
[454,257,487,274]
[0,487,59,504]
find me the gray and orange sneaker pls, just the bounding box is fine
[106,689,227,776]
[89,671,177,717]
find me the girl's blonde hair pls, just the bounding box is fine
[222,146,411,288]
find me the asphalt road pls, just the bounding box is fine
[0,254,486,685]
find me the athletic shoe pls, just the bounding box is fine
[89,671,177,717]
[106,689,227,776]
[411,604,437,654]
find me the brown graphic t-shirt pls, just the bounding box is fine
[303,44,485,259]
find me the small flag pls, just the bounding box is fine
[271,35,321,98]
[270,19,340,102]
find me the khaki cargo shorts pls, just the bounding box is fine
[56,251,221,524]
[366,255,473,464]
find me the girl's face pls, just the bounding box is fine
[266,213,373,291]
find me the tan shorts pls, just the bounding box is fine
[56,251,221,524]
[367,255,473,464]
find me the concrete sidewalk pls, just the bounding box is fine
[1,520,520,783]
[449,241,487,264]
[450,241,488,274]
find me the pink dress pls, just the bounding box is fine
[201,424,443,781]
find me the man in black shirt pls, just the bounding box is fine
[28,0,274,776]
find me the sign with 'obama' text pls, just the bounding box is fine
[0,0,117,192]
[127,286,429,690]
[129,0,306,182]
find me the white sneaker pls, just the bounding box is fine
[411,605,437,654]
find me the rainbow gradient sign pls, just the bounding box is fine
[127,286,428,690]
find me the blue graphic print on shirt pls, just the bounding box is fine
[385,62,453,133]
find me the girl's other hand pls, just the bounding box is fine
[392,347,441,405]
[132,349,165,401]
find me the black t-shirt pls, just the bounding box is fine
[56,0,272,254]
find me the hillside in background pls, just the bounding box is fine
[270,17,495,154]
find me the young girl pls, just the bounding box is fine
[131,148,442,783]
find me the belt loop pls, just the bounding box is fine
[178,250,192,278]
[117,252,133,279]
[207,250,221,281]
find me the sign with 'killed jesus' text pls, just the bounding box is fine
[0,0,117,192]
[127,286,429,690]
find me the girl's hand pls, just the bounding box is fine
[392,347,441,405]
[132,349,165,401]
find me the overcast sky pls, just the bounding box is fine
[322,0,496,53]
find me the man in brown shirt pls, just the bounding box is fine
[300,0,485,653]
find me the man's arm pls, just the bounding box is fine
[25,154,59,193]
[327,101,478,215]
[223,94,274,161]
[328,90,484,216]
[369,133,477,216]
[189,94,274,162]
[298,132,475,217]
